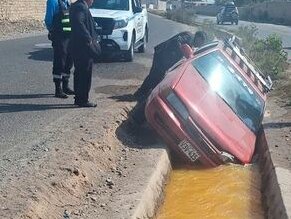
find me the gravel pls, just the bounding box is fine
[0,19,46,41]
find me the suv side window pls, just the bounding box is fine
[136,0,141,8]
[132,0,141,13]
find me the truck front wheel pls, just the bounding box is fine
[124,34,135,62]
[138,26,148,53]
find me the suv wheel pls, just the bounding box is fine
[125,34,135,62]
[138,27,148,53]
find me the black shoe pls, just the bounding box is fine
[75,101,97,108]
[63,87,75,95]
[55,82,68,98]
[55,92,68,98]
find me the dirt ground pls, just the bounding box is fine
[0,19,45,41]
[0,77,163,219]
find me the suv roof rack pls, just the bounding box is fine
[194,41,219,55]
[223,35,273,93]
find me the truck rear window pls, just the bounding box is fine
[192,51,264,133]
[92,0,129,11]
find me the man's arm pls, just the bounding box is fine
[72,5,92,46]
[44,0,58,31]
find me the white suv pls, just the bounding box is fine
[90,0,149,61]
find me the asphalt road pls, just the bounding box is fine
[195,14,291,59]
[0,14,195,155]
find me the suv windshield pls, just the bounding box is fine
[192,50,264,133]
[91,0,129,10]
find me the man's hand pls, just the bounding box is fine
[179,43,194,59]
[48,32,53,41]
[88,40,101,60]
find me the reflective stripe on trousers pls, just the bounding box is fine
[53,74,62,79]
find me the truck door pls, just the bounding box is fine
[132,0,143,41]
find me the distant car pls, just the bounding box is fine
[216,2,239,25]
[145,37,272,167]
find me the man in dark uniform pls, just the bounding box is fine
[133,31,207,102]
[129,31,207,125]
[45,0,74,98]
[70,0,101,107]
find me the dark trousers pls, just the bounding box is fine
[135,48,181,101]
[52,37,73,83]
[73,53,93,104]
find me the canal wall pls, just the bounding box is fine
[257,130,291,219]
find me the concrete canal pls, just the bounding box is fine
[157,164,264,219]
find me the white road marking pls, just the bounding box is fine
[34,43,52,48]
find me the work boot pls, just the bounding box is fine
[62,81,75,95]
[55,82,68,99]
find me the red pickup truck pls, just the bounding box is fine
[145,37,272,167]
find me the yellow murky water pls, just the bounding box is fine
[157,164,264,219]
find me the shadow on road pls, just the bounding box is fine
[263,122,291,129]
[0,103,76,113]
[0,94,54,100]
[217,23,235,26]
[108,94,136,102]
[95,85,139,96]
[27,48,53,62]
[95,85,139,102]
[114,99,163,149]
[115,117,163,149]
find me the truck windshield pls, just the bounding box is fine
[192,50,264,133]
[91,0,129,10]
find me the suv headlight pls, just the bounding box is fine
[114,19,128,29]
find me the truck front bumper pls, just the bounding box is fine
[100,29,130,53]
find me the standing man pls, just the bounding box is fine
[70,0,101,107]
[45,0,74,98]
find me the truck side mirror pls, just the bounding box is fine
[180,44,194,59]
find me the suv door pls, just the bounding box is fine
[132,0,143,41]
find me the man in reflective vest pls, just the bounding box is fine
[45,0,74,98]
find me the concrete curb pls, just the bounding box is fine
[259,129,291,219]
[131,149,172,219]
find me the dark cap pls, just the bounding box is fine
[193,31,207,47]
